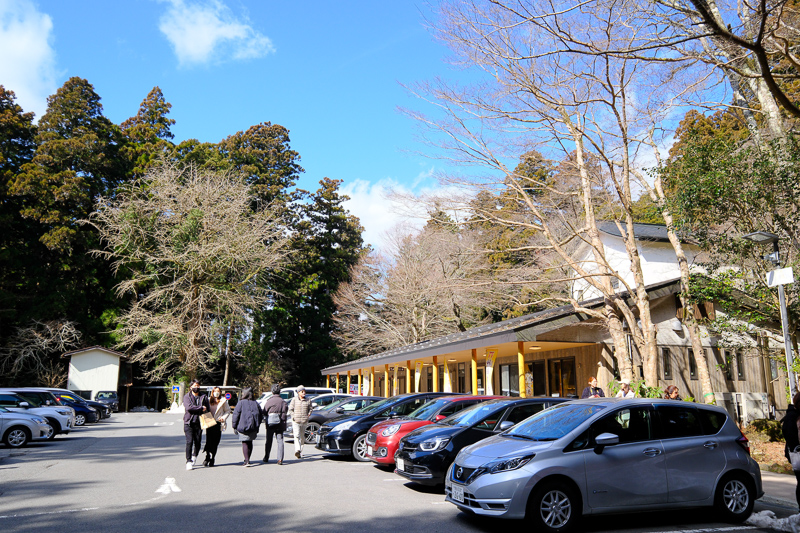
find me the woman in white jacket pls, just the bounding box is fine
[202,386,231,467]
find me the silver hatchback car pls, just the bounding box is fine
[445,398,762,531]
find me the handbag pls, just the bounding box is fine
[790,446,800,471]
[199,411,217,430]
[267,412,281,425]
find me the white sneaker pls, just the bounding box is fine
[186,461,193,470]
[190,455,196,464]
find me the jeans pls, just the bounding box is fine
[265,425,284,462]
[292,421,307,455]
[184,423,202,462]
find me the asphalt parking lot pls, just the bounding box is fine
[0,412,793,533]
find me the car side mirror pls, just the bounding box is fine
[388,410,401,418]
[335,407,344,414]
[434,414,447,422]
[497,421,515,432]
[18,402,30,408]
[311,402,318,408]
[594,432,619,453]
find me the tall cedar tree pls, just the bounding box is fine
[9,77,131,345]
[250,178,366,386]
[120,86,176,177]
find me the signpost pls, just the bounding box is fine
[767,267,796,397]
[225,392,232,400]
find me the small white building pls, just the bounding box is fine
[62,346,126,400]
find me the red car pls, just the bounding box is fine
[365,395,503,466]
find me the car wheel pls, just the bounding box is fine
[75,414,86,426]
[352,434,369,462]
[4,426,30,448]
[43,424,54,440]
[715,473,755,522]
[304,422,320,444]
[45,418,61,439]
[528,481,579,533]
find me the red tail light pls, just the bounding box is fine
[736,433,750,455]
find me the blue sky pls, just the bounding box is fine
[0,0,462,249]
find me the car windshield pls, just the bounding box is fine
[97,392,117,400]
[356,396,396,414]
[14,393,43,407]
[504,403,606,441]
[0,406,8,413]
[408,398,450,420]
[319,397,352,411]
[441,401,507,427]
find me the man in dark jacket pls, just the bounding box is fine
[183,379,210,470]
[781,392,800,510]
[263,384,288,464]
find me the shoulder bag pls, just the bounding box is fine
[199,411,217,430]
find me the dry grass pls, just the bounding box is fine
[744,424,792,474]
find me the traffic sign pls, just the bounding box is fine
[225,392,231,400]
[171,385,180,393]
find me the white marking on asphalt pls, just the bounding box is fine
[155,477,181,494]
[656,527,757,533]
[383,478,405,482]
[431,502,448,505]
[0,507,100,519]
[153,422,175,426]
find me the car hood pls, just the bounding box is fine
[458,433,556,461]
[370,417,419,432]
[325,413,368,427]
[404,423,461,442]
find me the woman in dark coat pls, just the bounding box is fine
[231,387,263,467]
[782,391,800,510]
[263,384,288,464]
[183,379,210,470]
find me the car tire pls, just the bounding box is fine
[352,433,369,462]
[527,481,579,533]
[75,414,86,426]
[43,424,54,440]
[4,426,30,448]
[714,473,755,523]
[304,422,320,444]
[45,418,61,439]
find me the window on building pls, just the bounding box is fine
[426,366,433,392]
[547,357,577,397]
[688,349,698,380]
[736,351,745,381]
[458,362,466,393]
[771,357,779,380]
[438,365,444,392]
[662,348,672,380]
[500,363,520,397]
[720,350,732,380]
[528,360,546,396]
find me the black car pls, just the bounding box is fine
[52,396,98,425]
[316,392,457,461]
[94,391,119,412]
[49,390,111,420]
[290,395,384,445]
[394,397,570,487]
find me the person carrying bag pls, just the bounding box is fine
[263,384,288,464]
[231,387,263,467]
[781,391,800,510]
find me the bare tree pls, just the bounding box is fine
[88,163,290,381]
[0,320,81,386]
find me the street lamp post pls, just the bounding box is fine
[742,231,797,398]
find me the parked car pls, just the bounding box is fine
[0,391,74,439]
[316,392,458,461]
[281,393,353,443]
[367,395,503,466]
[444,398,762,531]
[48,395,98,425]
[395,397,570,487]
[0,406,51,447]
[44,389,111,420]
[287,395,383,444]
[94,391,119,412]
[279,386,336,403]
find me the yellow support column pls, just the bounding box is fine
[384,364,390,397]
[471,349,478,395]
[358,368,362,396]
[370,366,375,396]
[347,371,351,395]
[432,356,439,392]
[518,341,527,398]
[406,360,412,393]
[326,375,330,388]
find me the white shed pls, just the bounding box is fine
[62,346,126,400]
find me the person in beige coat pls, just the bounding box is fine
[202,386,231,467]
[288,385,314,459]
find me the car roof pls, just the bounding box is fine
[565,397,730,414]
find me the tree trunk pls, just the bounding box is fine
[223,322,233,387]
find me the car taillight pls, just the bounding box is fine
[736,433,750,455]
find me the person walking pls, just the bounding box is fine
[581,377,605,398]
[288,385,314,459]
[615,379,636,398]
[782,391,800,510]
[263,384,288,464]
[664,385,681,400]
[231,387,262,467]
[202,386,231,467]
[183,379,210,470]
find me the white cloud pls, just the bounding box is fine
[0,0,58,119]
[159,0,274,67]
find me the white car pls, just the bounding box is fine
[0,391,74,439]
[0,406,52,447]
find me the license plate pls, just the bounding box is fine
[452,484,465,503]
[315,433,321,444]
[367,445,373,457]
[396,457,405,471]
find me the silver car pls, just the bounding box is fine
[0,406,51,447]
[445,398,762,531]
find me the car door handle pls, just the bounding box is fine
[703,441,718,449]
[642,448,662,457]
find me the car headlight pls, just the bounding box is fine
[419,436,450,452]
[332,420,357,432]
[381,424,401,437]
[470,455,535,482]
[32,417,48,424]
[56,409,71,416]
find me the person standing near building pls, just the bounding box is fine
[288,385,314,459]
[581,377,605,398]
[664,385,681,400]
[183,379,210,470]
[202,386,231,467]
[231,387,263,467]
[782,392,800,511]
[615,379,636,398]
[263,384,288,464]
